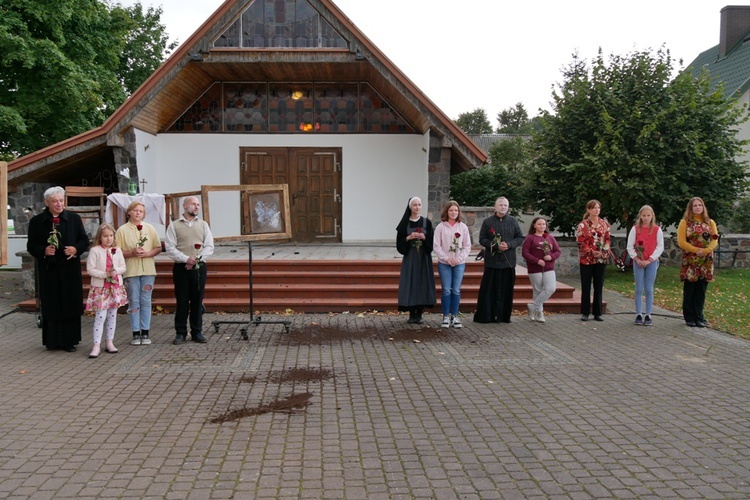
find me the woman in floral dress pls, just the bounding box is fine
[576,200,610,322]
[677,197,719,328]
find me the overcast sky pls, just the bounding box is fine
[119,0,734,122]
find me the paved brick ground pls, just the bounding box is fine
[1,271,750,498]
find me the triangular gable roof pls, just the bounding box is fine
[687,36,750,99]
[8,0,486,183]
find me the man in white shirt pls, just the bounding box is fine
[165,196,214,344]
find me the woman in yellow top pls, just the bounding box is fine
[115,201,162,345]
[676,197,718,328]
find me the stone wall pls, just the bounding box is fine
[7,182,53,235]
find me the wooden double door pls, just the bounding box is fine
[240,147,342,242]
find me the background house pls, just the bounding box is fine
[7,0,486,243]
[687,4,750,167]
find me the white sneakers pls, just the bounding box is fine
[528,304,546,323]
[442,315,463,328]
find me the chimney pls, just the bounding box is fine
[720,5,750,58]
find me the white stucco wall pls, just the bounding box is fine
[735,91,750,167]
[132,130,430,242]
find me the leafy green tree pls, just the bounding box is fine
[455,108,493,134]
[117,2,177,95]
[450,136,534,212]
[726,195,750,233]
[0,0,174,160]
[496,102,530,134]
[533,49,748,235]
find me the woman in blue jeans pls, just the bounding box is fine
[433,201,472,328]
[115,201,162,345]
[626,205,664,326]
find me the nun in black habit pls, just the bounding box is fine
[396,197,436,324]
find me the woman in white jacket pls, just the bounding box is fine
[433,201,472,328]
[85,224,128,358]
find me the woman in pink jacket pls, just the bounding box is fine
[433,201,472,328]
[85,224,128,358]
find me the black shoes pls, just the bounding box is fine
[173,335,186,345]
[581,315,603,322]
[192,333,208,343]
[64,345,77,352]
[686,321,697,327]
[695,321,708,328]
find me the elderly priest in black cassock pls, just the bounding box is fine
[26,186,90,352]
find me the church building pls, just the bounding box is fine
[7,0,486,242]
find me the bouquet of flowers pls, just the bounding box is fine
[449,232,461,253]
[47,216,60,248]
[194,243,204,269]
[489,228,502,256]
[411,227,423,251]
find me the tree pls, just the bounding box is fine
[0,0,174,160]
[496,102,530,134]
[450,136,534,211]
[454,108,493,135]
[116,3,178,95]
[533,49,749,235]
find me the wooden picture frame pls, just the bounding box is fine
[163,190,202,227]
[201,184,292,242]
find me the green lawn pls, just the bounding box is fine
[604,266,750,339]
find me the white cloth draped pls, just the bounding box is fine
[105,193,166,228]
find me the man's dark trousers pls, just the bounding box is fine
[173,263,207,336]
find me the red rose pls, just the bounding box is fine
[136,224,143,231]
[111,248,116,255]
[637,240,643,246]
[415,227,423,233]
[489,228,496,236]
[712,234,719,240]
[454,232,461,239]
[194,243,202,249]
[52,217,60,224]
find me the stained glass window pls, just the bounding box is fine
[360,84,414,133]
[168,83,223,132]
[224,84,268,132]
[214,0,346,49]
[268,84,313,132]
[314,84,358,133]
[166,82,415,134]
